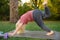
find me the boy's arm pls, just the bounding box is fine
[42,0,51,18]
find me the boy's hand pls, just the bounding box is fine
[42,2,47,6]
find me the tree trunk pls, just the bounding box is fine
[10,0,19,23]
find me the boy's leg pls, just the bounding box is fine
[16,20,21,28]
[17,24,26,34]
[8,22,24,36]
[8,20,26,36]
[13,22,24,35]
[16,20,26,34]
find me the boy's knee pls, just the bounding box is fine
[16,22,20,27]
[16,20,20,26]
[16,23,18,27]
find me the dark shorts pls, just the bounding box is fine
[33,9,43,24]
[32,9,51,32]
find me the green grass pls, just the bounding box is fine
[0,21,60,40]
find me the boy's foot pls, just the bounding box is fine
[46,31,54,36]
[8,33,15,37]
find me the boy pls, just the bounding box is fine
[9,0,54,36]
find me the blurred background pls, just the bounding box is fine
[0,0,60,22]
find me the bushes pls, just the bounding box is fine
[18,3,32,16]
[49,0,60,20]
[0,0,9,21]
[0,0,60,21]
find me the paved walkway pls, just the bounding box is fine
[8,30,60,40]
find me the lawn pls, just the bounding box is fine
[0,21,60,40]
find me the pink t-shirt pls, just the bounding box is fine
[20,10,34,24]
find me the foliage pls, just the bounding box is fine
[0,0,60,21]
[18,3,32,16]
[31,0,60,20]
[31,0,42,9]
[50,0,60,20]
[0,0,9,21]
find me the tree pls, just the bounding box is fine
[10,0,19,23]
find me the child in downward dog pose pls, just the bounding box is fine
[9,0,54,36]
